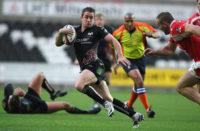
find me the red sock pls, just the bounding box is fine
[138,93,149,111]
[127,90,138,107]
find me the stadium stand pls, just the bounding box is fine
[0,21,191,68]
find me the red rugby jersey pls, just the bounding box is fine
[169,20,200,62]
[187,12,200,26]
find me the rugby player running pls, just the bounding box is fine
[55,7,144,128]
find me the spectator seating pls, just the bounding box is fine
[0,21,192,68]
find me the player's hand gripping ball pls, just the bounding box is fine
[62,25,76,46]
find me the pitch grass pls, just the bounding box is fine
[0,88,200,131]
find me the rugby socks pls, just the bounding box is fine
[137,86,149,111]
[127,86,138,107]
[67,106,89,114]
[42,78,55,95]
[113,98,136,117]
[82,85,106,105]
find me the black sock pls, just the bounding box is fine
[67,107,88,114]
[82,85,106,105]
[113,98,136,117]
[42,78,55,95]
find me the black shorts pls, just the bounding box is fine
[83,59,105,85]
[121,56,146,75]
[22,88,48,113]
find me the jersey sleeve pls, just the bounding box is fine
[105,25,113,34]
[112,29,121,40]
[137,23,157,33]
[97,26,109,39]
[170,21,187,42]
[169,21,187,46]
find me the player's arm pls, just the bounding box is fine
[140,24,160,38]
[110,47,119,74]
[144,41,177,56]
[55,27,74,47]
[143,31,160,38]
[104,34,130,66]
[185,24,200,37]
[14,88,25,97]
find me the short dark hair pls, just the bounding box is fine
[156,12,174,24]
[8,95,21,113]
[81,7,95,17]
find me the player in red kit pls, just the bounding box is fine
[144,12,200,106]
[187,0,200,26]
[187,0,200,92]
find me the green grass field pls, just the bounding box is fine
[0,87,200,131]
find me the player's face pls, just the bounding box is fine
[197,0,200,12]
[156,19,170,35]
[81,11,95,28]
[124,15,135,31]
[95,16,105,27]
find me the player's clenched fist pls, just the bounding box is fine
[143,48,154,56]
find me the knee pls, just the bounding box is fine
[134,79,143,87]
[176,86,182,93]
[75,82,85,92]
[36,72,44,79]
[62,102,71,109]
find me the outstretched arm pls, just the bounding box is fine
[46,101,100,114]
[110,47,118,74]
[143,31,160,39]
[144,41,177,56]
[185,24,200,37]
[104,34,130,66]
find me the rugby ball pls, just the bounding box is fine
[62,25,76,46]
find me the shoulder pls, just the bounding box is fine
[188,13,200,22]
[135,22,155,31]
[170,20,188,41]
[170,20,186,34]
[93,25,105,31]
[113,25,125,36]
[104,25,113,33]
[135,22,151,27]
[73,25,81,32]
[187,13,200,25]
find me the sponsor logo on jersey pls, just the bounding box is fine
[88,32,93,36]
[176,27,181,33]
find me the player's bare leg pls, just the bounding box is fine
[93,81,113,101]
[75,69,98,91]
[28,72,44,96]
[197,84,200,93]
[75,69,113,116]
[127,69,155,118]
[176,71,200,105]
[46,101,100,114]
[104,71,112,86]
[29,72,67,100]
[93,81,144,128]
[46,101,72,113]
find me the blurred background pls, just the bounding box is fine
[0,0,197,89]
